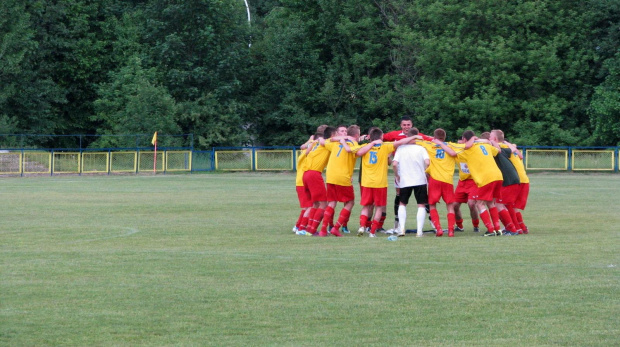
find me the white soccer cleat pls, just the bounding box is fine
[292,226,299,233]
[357,226,366,237]
[369,233,377,238]
[385,228,396,235]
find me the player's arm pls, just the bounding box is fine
[419,132,434,142]
[503,141,523,159]
[356,139,382,157]
[432,138,457,157]
[392,159,400,184]
[463,136,478,149]
[424,158,430,170]
[300,135,314,150]
[393,135,422,149]
[339,138,352,153]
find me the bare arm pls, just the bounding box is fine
[393,135,422,149]
[432,138,457,157]
[300,135,314,150]
[463,136,478,149]
[503,141,523,159]
[356,140,381,157]
[340,139,352,153]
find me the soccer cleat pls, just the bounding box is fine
[448,230,454,237]
[397,231,406,237]
[385,228,396,235]
[454,226,465,232]
[357,227,365,237]
[503,230,517,236]
[318,230,328,237]
[495,230,503,236]
[377,228,387,234]
[330,228,343,237]
[369,233,377,238]
[292,226,298,233]
[416,232,424,237]
[517,229,524,235]
[483,231,496,237]
[342,226,350,234]
[436,230,443,237]
[295,229,307,236]
[523,228,529,234]
[473,227,480,233]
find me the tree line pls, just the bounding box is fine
[0,0,618,149]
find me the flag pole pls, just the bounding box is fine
[151,132,158,173]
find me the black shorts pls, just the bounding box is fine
[399,185,428,205]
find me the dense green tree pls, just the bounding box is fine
[92,56,180,148]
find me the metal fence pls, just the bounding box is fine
[0,145,618,176]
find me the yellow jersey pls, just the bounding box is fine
[295,150,308,187]
[357,142,395,188]
[325,140,360,186]
[418,141,462,184]
[305,139,331,172]
[456,143,502,187]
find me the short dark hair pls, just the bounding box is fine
[369,128,383,141]
[462,130,475,141]
[323,126,337,139]
[433,128,446,141]
[401,115,412,123]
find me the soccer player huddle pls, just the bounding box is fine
[292,116,530,238]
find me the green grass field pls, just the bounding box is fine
[1,172,618,346]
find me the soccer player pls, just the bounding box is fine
[453,138,480,232]
[502,138,530,234]
[416,129,463,237]
[301,125,337,236]
[392,128,430,237]
[458,130,503,236]
[293,134,314,234]
[487,129,521,235]
[355,128,417,237]
[383,115,433,233]
[320,125,361,237]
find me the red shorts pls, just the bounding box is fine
[296,186,312,208]
[302,170,327,202]
[514,183,530,210]
[454,179,476,203]
[497,184,520,204]
[428,176,455,205]
[472,180,502,202]
[360,186,387,207]
[327,183,355,202]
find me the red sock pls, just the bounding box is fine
[498,209,516,232]
[456,218,464,229]
[516,211,528,232]
[309,208,324,234]
[472,218,480,228]
[490,207,500,231]
[333,209,351,230]
[506,205,521,232]
[430,209,442,231]
[295,210,305,229]
[360,214,368,230]
[447,213,455,232]
[320,207,334,233]
[378,212,387,229]
[370,220,380,234]
[479,210,494,232]
[300,208,315,231]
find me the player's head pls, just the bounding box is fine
[408,127,419,136]
[369,128,383,141]
[400,116,413,133]
[336,125,348,137]
[315,124,328,138]
[347,125,361,139]
[490,129,504,142]
[480,132,491,140]
[433,128,446,142]
[462,130,475,141]
[323,126,337,139]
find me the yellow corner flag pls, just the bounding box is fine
[151,132,158,145]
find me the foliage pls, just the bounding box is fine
[0,0,617,148]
